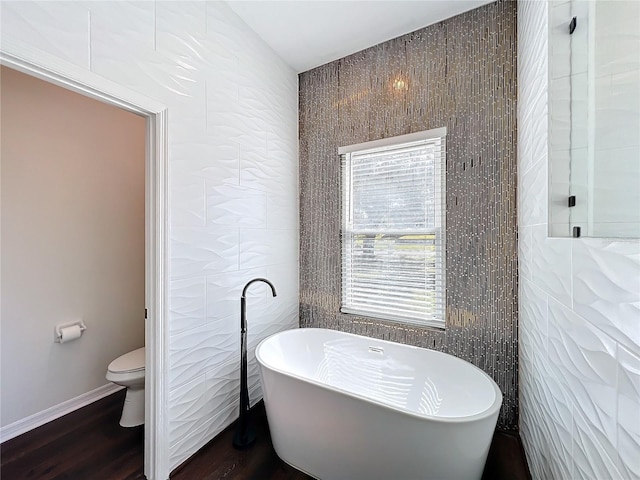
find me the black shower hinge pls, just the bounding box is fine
[569,16,577,34]
[568,195,576,207]
[572,226,581,238]
[145,308,148,319]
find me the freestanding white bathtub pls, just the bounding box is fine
[256,328,502,480]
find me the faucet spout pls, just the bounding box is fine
[234,277,277,450]
[241,277,277,298]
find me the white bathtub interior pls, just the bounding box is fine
[258,328,499,419]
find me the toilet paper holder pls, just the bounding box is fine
[54,321,87,343]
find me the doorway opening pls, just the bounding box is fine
[0,49,169,480]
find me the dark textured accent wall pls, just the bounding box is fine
[298,1,518,429]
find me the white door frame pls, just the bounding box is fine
[1,41,170,480]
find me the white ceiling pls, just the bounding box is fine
[227,1,493,73]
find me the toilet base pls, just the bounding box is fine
[120,386,145,427]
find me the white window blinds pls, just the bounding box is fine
[340,130,446,328]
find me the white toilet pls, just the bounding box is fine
[106,347,145,427]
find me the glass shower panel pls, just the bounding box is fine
[568,0,640,238]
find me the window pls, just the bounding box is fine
[340,128,446,328]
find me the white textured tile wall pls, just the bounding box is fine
[518,2,640,478]
[0,0,299,472]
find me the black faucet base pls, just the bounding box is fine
[232,424,256,450]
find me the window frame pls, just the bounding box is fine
[339,127,447,329]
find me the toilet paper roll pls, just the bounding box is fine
[59,325,83,344]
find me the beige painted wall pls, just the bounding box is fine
[0,66,145,427]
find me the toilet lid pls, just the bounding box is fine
[108,347,145,373]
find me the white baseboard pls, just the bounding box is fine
[0,383,124,444]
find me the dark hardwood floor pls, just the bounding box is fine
[1,390,144,480]
[1,391,530,480]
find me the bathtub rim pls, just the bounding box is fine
[256,327,503,424]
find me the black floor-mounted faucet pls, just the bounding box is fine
[232,278,277,450]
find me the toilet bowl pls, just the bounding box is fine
[106,347,145,427]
